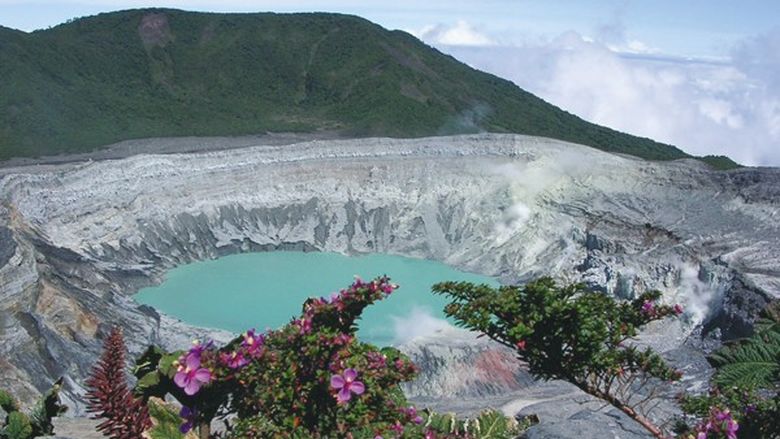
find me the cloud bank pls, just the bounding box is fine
[415,23,780,167]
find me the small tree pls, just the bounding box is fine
[85,327,152,439]
[433,277,683,438]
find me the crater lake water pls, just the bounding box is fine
[134,252,498,346]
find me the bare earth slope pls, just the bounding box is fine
[0,134,777,435]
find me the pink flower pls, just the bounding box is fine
[366,351,387,369]
[242,329,264,357]
[220,350,248,369]
[674,304,684,315]
[330,368,365,404]
[641,300,655,316]
[180,340,211,366]
[516,339,527,350]
[696,432,707,439]
[297,318,312,334]
[725,419,739,439]
[381,283,395,295]
[404,406,423,424]
[174,354,212,395]
[334,333,352,346]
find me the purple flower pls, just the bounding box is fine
[725,419,739,439]
[330,368,365,404]
[220,350,248,369]
[641,300,655,316]
[715,408,731,422]
[297,317,312,334]
[179,406,196,434]
[180,340,211,366]
[674,304,684,315]
[242,329,264,357]
[366,351,387,369]
[174,354,212,396]
[403,406,423,424]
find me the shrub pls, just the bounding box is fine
[133,276,523,438]
[3,412,32,439]
[433,277,684,438]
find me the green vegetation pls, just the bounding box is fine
[698,155,742,171]
[0,9,738,168]
[82,276,526,438]
[147,399,190,439]
[709,304,779,390]
[678,303,779,438]
[433,278,684,438]
[0,380,67,439]
[3,271,775,437]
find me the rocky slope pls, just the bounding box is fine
[0,134,777,434]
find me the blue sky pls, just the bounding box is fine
[2,1,779,165]
[2,0,777,56]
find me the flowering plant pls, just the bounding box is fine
[225,276,423,437]
[433,277,684,439]
[132,276,445,438]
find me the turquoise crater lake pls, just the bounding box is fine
[134,252,498,346]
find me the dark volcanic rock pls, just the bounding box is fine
[0,226,14,266]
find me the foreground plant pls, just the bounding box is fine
[0,379,67,439]
[85,327,152,439]
[433,277,684,438]
[678,302,780,438]
[132,276,521,438]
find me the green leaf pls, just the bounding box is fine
[3,411,33,439]
[710,313,780,390]
[28,378,67,436]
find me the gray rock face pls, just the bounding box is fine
[0,134,778,433]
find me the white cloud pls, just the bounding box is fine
[420,25,780,166]
[413,20,495,46]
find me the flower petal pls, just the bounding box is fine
[194,368,212,384]
[184,380,201,396]
[350,381,365,395]
[185,353,200,370]
[338,387,352,403]
[330,374,345,389]
[343,368,357,382]
[174,372,188,388]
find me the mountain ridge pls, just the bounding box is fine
[0,8,738,168]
